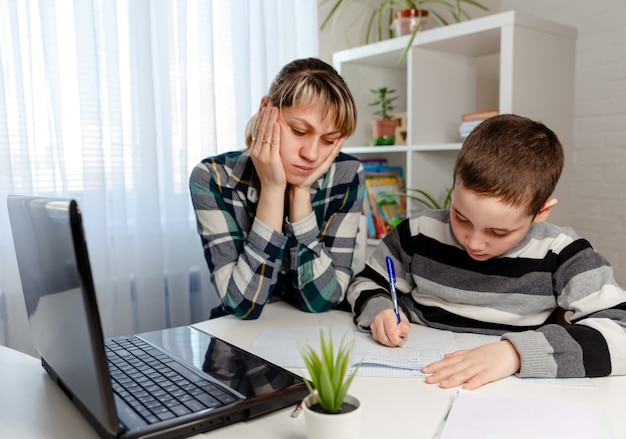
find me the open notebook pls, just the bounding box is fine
[7,194,308,439]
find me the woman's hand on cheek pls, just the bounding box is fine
[298,138,344,190]
[249,103,286,192]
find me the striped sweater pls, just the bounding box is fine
[190,151,364,319]
[347,209,626,378]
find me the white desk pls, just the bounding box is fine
[2,301,626,438]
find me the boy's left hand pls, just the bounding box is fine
[421,340,521,390]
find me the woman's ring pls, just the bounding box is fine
[252,136,257,141]
[263,140,271,145]
[264,138,272,143]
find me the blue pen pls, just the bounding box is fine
[385,256,401,324]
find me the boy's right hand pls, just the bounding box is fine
[370,309,410,347]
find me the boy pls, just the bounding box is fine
[347,114,626,390]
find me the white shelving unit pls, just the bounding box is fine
[334,11,577,227]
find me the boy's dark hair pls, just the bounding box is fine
[453,114,564,216]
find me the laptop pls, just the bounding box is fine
[7,195,308,439]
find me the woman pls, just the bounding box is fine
[190,57,364,319]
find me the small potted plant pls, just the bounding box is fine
[299,329,362,439]
[370,86,398,146]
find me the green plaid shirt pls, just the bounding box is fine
[190,151,364,319]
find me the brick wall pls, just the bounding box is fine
[501,0,626,284]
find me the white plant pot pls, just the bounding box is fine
[302,393,362,439]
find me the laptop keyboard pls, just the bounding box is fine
[106,336,237,424]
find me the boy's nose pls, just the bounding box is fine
[465,233,485,251]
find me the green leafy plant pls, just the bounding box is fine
[299,329,360,414]
[320,0,489,66]
[370,87,398,120]
[401,186,453,209]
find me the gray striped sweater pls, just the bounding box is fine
[347,209,626,378]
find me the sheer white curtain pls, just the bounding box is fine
[0,0,318,355]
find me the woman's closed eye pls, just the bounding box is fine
[291,127,338,146]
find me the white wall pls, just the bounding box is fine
[500,0,626,284]
[319,0,626,284]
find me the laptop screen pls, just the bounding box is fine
[8,196,118,433]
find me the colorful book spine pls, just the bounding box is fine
[364,173,405,239]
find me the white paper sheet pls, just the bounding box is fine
[249,326,596,384]
[440,390,613,439]
[249,326,458,378]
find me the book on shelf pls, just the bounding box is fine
[361,158,404,179]
[459,119,484,139]
[364,172,405,239]
[360,188,378,239]
[459,108,499,140]
[460,108,499,122]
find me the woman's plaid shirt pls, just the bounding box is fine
[190,151,364,319]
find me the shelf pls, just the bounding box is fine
[344,143,462,155]
[334,10,576,228]
[333,11,577,67]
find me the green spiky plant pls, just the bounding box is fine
[299,329,361,414]
[401,186,453,209]
[370,87,398,120]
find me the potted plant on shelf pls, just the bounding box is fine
[370,86,398,146]
[320,0,489,65]
[299,329,362,439]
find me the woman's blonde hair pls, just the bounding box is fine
[245,113,258,148]
[265,57,357,139]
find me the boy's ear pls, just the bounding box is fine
[533,198,558,224]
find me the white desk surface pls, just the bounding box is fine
[2,301,626,439]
